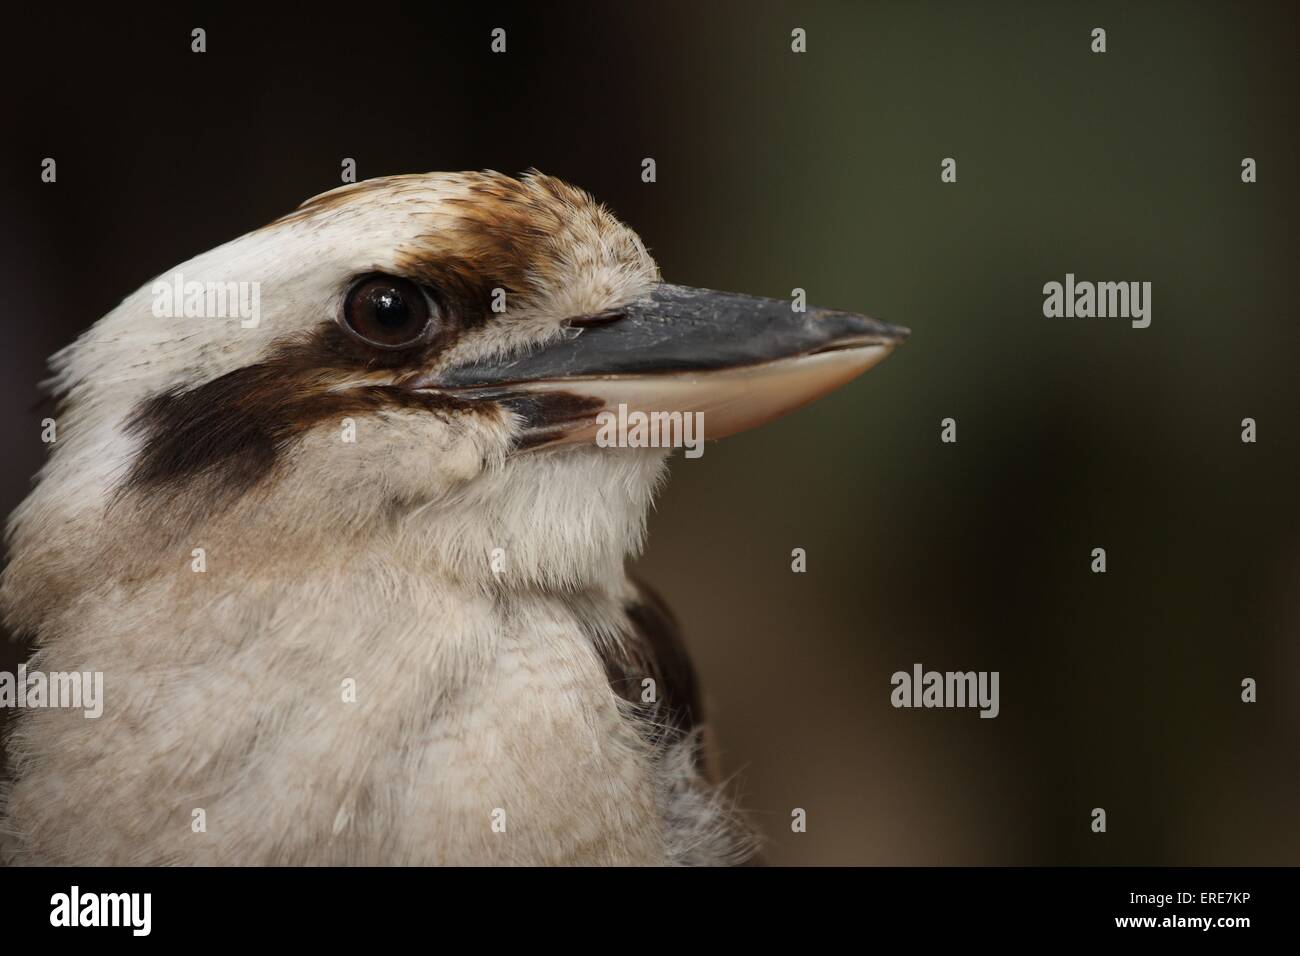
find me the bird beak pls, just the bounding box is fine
[421,283,909,450]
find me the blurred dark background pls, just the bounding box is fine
[2,1,1297,864]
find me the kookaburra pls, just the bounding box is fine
[0,171,906,865]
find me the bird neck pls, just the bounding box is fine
[3,535,670,863]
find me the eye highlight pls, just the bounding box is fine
[341,275,436,349]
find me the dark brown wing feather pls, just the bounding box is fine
[604,577,709,770]
[607,579,764,863]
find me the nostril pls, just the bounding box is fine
[566,310,626,329]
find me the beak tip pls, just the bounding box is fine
[811,306,909,349]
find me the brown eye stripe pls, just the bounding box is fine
[119,323,489,519]
[268,171,639,325]
[392,175,601,320]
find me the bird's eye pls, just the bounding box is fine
[341,275,436,349]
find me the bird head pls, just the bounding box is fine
[3,171,906,621]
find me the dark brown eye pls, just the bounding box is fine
[341,275,435,349]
